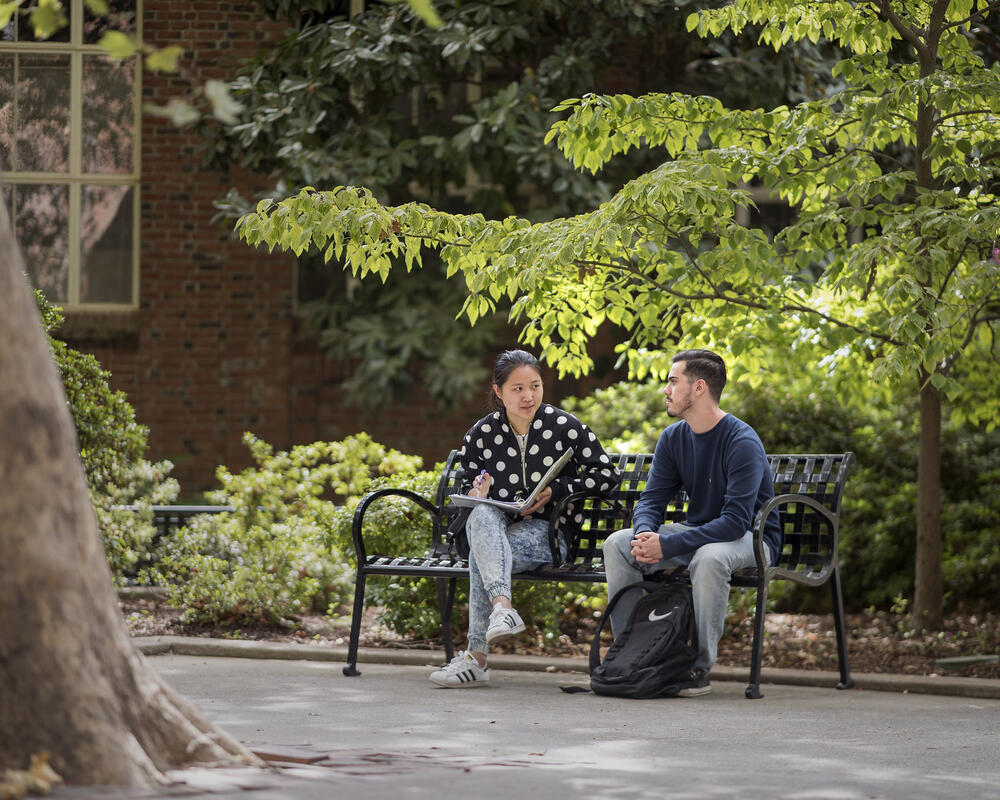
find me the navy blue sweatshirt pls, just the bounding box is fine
[632,414,782,563]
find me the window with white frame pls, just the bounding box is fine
[0,0,140,308]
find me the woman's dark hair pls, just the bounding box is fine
[489,349,542,410]
[672,349,727,402]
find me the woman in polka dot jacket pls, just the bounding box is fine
[429,349,620,688]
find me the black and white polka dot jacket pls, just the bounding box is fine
[457,403,621,533]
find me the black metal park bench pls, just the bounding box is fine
[343,451,857,699]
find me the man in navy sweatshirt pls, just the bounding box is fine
[602,349,782,696]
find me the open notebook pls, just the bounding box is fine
[449,448,574,513]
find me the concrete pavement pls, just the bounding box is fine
[53,638,1000,799]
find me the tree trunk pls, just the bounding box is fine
[0,201,258,784]
[912,378,943,630]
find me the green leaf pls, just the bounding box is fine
[0,2,21,31]
[204,79,244,125]
[29,0,67,39]
[384,0,442,28]
[144,99,200,127]
[145,45,184,73]
[98,31,138,59]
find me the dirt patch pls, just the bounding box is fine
[121,595,1000,680]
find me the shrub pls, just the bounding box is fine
[147,432,421,625]
[36,289,179,581]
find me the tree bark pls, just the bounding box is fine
[0,200,258,784]
[906,1,945,631]
[912,378,943,630]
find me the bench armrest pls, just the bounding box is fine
[350,488,441,564]
[753,492,838,585]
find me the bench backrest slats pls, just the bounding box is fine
[433,449,465,507]
[769,453,854,580]
[436,450,854,571]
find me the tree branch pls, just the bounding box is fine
[938,108,999,123]
[935,242,968,302]
[941,304,1000,374]
[874,0,931,60]
[577,254,906,348]
[939,0,1000,31]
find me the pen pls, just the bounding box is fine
[475,469,486,488]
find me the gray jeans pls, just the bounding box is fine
[465,504,565,655]
[602,524,767,672]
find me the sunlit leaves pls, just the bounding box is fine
[144,98,200,127]
[0,2,21,30]
[28,0,65,39]
[144,44,184,73]
[393,0,442,28]
[204,79,244,124]
[97,30,138,58]
[236,0,1000,430]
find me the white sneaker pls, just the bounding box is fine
[429,651,489,688]
[486,605,525,644]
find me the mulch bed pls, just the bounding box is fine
[121,594,1000,680]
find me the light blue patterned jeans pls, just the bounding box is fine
[465,504,566,655]
[602,523,768,673]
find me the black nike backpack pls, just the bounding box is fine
[589,578,699,698]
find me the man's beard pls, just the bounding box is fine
[666,398,691,419]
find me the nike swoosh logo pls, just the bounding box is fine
[648,608,675,622]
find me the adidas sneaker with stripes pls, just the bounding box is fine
[429,651,490,687]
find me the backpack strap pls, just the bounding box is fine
[589,580,673,672]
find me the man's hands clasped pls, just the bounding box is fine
[630,530,664,564]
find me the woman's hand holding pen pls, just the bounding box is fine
[470,469,492,498]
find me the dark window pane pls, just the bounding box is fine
[15,183,70,303]
[0,53,13,170]
[80,184,133,303]
[82,53,135,174]
[84,0,138,45]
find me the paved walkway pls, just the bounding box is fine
[55,639,1000,799]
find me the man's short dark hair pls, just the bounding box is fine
[672,349,726,402]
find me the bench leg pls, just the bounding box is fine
[436,577,458,662]
[342,570,368,677]
[830,568,855,690]
[745,579,769,699]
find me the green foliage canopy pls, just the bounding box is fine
[236,0,1000,429]
[215,0,845,408]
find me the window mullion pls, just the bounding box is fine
[67,48,82,306]
[71,0,83,43]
